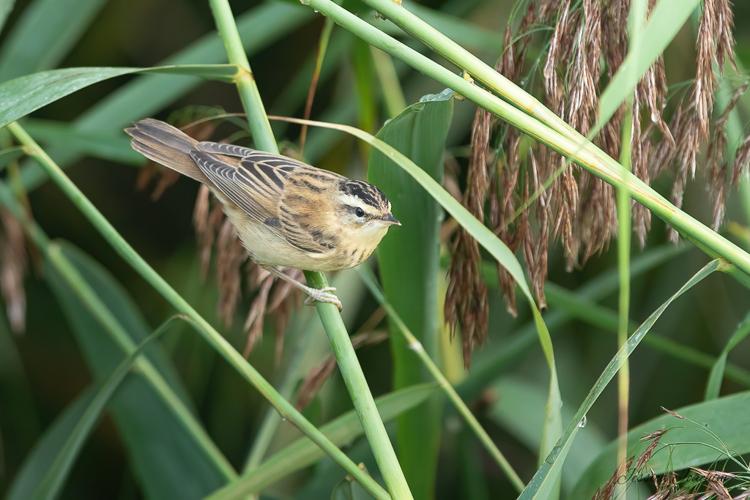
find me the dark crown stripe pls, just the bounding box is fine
[341,180,384,208]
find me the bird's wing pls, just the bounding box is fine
[190,148,339,256]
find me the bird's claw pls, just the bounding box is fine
[304,286,343,311]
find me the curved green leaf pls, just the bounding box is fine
[572,390,750,497]
[43,241,234,499]
[7,390,96,500]
[0,64,237,128]
[30,316,188,500]
[208,384,438,499]
[368,89,452,499]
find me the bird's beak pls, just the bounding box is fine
[381,213,401,226]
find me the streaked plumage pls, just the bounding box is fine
[125,118,399,309]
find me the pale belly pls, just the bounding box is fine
[224,208,372,272]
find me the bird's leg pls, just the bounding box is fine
[263,266,342,310]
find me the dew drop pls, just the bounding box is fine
[577,415,587,428]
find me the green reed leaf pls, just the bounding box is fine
[28,316,189,500]
[0,65,237,128]
[368,89,453,499]
[43,241,234,498]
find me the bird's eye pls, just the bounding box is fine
[355,207,365,218]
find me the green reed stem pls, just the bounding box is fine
[208,0,277,154]
[309,0,750,278]
[615,105,633,494]
[305,272,412,499]
[357,268,525,493]
[208,1,409,497]
[5,121,388,500]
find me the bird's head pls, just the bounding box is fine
[334,179,400,247]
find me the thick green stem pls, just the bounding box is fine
[208,0,278,154]
[306,0,750,277]
[615,107,633,490]
[6,122,388,500]
[207,1,410,497]
[305,272,412,499]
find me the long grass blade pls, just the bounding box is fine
[358,267,525,492]
[544,283,750,388]
[368,90,453,498]
[519,259,722,499]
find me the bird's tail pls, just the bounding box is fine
[125,118,207,183]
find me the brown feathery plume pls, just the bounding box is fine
[446,105,493,366]
[634,429,667,473]
[446,233,489,368]
[594,456,633,500]
[543,0,570,111]
[496,132,522,314]
[691,468,734,499]
[215,218,246,327]
[695,0,720,147]
[732,133,750,186]
[446,0,741,365]
[648,471,677,500]
[242,266,274,356]
[0,209,27,333]
[526,150,550,306]
[242,265,301,360]
[192,185,225,277]
[641,55,674,146]
[707,83,746,229]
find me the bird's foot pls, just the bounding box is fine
[303,286,342,310]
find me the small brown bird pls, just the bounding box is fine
[125,118,400,309]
